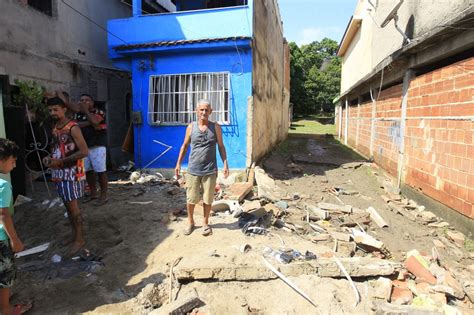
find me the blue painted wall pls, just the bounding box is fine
[108,1,254,170]
[130,47,252,170]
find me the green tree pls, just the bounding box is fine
[289,38,341,116]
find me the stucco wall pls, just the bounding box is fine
[0,0,132,167]
[251,0,289,163]
[340,0,472,93]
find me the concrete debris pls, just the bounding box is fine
[419,211,437,224]
[371,300,443,315]
[242,200,261,212]
[136,282,167,309]
[211,199,243,217]
[366,207,388,228]
[174,257,401,282]
[254,166,284,200]
[225,182,253,202]
[446,231,465,247]
[150,293,205,315]
[428,221,450,228]
[370,277,392,301]
[317,202,352,213]
[305,204,330,220]
[463,281,474,303]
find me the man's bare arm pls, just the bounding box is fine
[175,124,192,177]
[215,123,229,178]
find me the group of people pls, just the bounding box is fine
[0,97,228,314]
[0,92,108,314]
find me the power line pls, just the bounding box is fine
[61,0,129,45]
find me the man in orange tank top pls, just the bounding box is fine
[45,97,89,254]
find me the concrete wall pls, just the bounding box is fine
[0,0,132,167]
[336,56,474,219]
[250,0,289,163]
[340,0,472,93]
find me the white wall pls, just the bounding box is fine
[340,0,472,93]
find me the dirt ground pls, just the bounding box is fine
[11,134,474,314]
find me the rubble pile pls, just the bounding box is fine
[172,164,473,314]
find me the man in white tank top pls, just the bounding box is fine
[175,99,229,236]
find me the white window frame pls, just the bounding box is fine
[148,72,230,125]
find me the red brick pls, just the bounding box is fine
[461,202,473,218]
[468,189,474,204]
[457,172,468,187]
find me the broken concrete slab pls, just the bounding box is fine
[371,301,443,315]
[329,231,351,242]
[226,182,254,202]
[242,200,261,212]
[254,167,284,200]
[174,257,401,282]
[305,204,330,220]
[370,277,392,301]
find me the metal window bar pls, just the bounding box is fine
[148,72,230,125]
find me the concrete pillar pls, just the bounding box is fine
[356,96,361,147]
[397,69,415,188]
[133,0,142,16]
[369,89,376,158]
[344,98,348,145]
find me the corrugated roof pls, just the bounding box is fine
[114,36,251,51]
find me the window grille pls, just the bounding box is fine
[148,72,230,125]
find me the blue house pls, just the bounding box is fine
[108,0,290,171]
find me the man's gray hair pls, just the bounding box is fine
[197,99,211,106]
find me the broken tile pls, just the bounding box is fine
[405,255,437,285]
[390,286,413,305]
[226,182,253,202]
[242,200,261,212]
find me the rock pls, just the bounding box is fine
[312,234,330,241]
[136,283,167,308]
[370,277,392,301]
[254,167,283,200]
[428,221,450,228]
[242,200,261,212]
[446,231,465,247]
[391,286,413,305]
[463,280,474,303]
[274,200,288,210]
[432,239,446,249]
[419,211,437,224]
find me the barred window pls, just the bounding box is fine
[148,72,230,125]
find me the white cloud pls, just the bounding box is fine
[297,27,342,46]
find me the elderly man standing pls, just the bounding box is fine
[175,99,229,236]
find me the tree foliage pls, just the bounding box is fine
[289,38,341,116]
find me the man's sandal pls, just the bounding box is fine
[202,226,213,236]
[184,225,195,236]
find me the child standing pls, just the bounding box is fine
[0,138,32,314]
[45,97,89,254]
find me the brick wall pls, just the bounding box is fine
[336,56,474,219]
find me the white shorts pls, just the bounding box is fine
[84,146,107,173]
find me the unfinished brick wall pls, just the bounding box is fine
[337,57,474,219]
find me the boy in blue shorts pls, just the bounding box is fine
[45,97,89,254]
[0,138,32,314]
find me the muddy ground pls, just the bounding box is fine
[11,134,474,314]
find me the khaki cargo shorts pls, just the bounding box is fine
[185,173,217,205]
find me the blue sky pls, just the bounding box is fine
[278,0,357,46]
